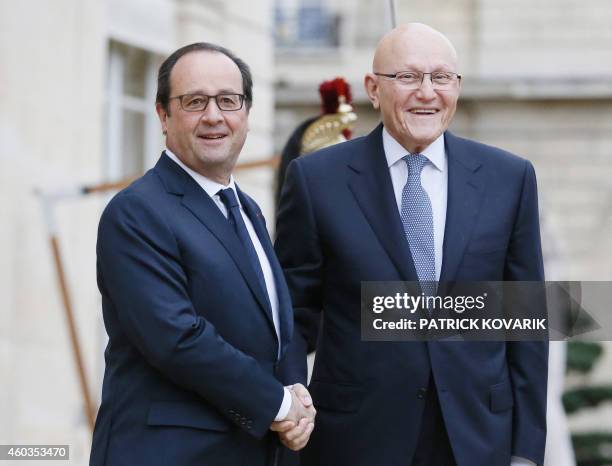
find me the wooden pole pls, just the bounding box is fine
[81,155,280,194]
[49,235,96,431]
[82,179,137,194]
[236,155,279,171]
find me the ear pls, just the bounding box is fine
[155,102,169,135]
[364,73,380,110]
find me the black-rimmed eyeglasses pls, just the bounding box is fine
[169,93,246,112]
[374,71,461,90]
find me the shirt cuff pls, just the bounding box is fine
[510,456,537,466]
[274,387,292,421]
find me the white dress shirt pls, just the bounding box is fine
[381,133,536,466]
[165,150,292,421]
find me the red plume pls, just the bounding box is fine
[319,77,352,115]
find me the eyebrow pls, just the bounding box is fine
[395,66,455,72]
[181,88,242,95]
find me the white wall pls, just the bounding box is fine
[0,0,107,462]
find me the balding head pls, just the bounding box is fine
[364,23,461,153]
[372,23,458,72]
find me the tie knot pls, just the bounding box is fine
[403,153,429,177]
[218,187,239,209]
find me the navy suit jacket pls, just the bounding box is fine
[275,125,548,466]
[90,153,296,466]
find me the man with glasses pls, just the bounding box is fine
[90,43,314,466]
[276,23,547,466]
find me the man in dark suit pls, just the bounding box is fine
[275,24,548,466]
[90,42,314,466]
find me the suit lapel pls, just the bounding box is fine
[238,188,293,355]
[439,132,486,282]
[347,125,419,282]
[153,154,276,334]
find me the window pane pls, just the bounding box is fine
[275,4,340,48]
[121,110,145,177]
[123,46,148,99]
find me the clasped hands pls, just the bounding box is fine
[270,383,316,451]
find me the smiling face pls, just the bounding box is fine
[364,24,461,153]
[156,50,249,184]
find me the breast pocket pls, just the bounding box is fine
[465,229,509,256]
[460,223,510,279]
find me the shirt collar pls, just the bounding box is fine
[382,127,446,172]
[164,149,238,201]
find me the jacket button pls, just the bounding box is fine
[417,387,427,399]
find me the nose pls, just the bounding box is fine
[415,76,436,100]
[200,98,224,124]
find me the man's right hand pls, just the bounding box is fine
[270,384,316,451]
[286,383,316,423]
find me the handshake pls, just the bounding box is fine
[270,383,317,451]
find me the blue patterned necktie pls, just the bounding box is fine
[218,188,270,305]
[400,153,436,298]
